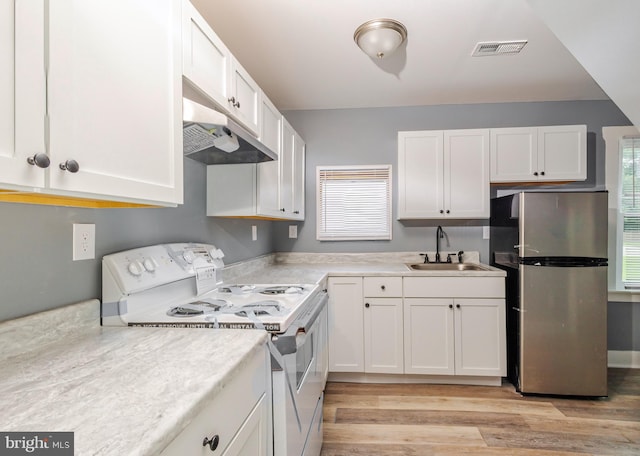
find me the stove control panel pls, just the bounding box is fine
[102,243,224,295]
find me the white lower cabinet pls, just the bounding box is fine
[403,277,506,378]
[328,277,364,372]
[328,274,506,383]
[328,277,403,374]
[160,346,270,456]
[404,298,505,376]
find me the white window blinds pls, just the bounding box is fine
[317,165,392,241]
[620,136,640,287]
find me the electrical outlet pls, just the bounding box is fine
[252,225,257,241]
[483,226,490,240]
[289,225,298,239]
[73,223,95,261]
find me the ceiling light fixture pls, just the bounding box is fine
[354,18,407,59]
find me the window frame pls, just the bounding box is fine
[316,164,392,241]
[604,126,640,296]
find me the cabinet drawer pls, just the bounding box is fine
[363,277,402,297]
[160,346,268,455]
[403,277,505,298]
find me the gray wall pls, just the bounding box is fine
[276,100,637,351]
[3,99,638,353]
[0,158,273,322]
[276,100,630,258]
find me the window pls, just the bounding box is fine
[316,165,392,241]
[620,137,640,288]
[604,125,640,295]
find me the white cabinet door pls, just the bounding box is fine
[398,129,489,219]
[328,277,364,372]
[229,59,261,136]
[454,299,506,377]
[256,95,282,218]
[490,127,537,182]
[222,395,268,456]
[403,298,454,375]
[290,131,305,220]
[490,125,586,183]
[45,0,182,204]
[363,298,404,374]
[445,129,490,218]
[538,125,586,181]
[182,0,231,110]
[1,1,47,189]
[397,130,443,218]
[280,118,296,216]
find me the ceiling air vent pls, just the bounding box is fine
[472,40,528,57]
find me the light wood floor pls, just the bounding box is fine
[320,369,640,455]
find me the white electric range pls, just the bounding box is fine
[101,243,328,456]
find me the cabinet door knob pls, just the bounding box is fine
[439,210,444,214]
[59,159,80,173]
[280,208,286,212]
[540,171,545,176]
[293,210,299,214]
[456,304,461,309]
[365,303,370,308]
[26,153,50,169]
[380,285,386,291]
[446,210,450,214]
[449,304,453,309]
[203,435,220,451]
[533,172,539,176]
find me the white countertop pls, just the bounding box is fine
[0,300,268,456]
[224,251,506,285]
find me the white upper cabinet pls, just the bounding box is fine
[490,125,586,182]
[182,0,260,136]
[1,1,47,189]
[256,95,282,218]
[1,0,183,206]
[398,129,490,219]
[182,0,231,110]
[278,117,305,220]
[229,60,261,136]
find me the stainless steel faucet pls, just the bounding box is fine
[435,225,444,262]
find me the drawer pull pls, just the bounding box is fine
[203,434,220,451]
[380,285,386,291]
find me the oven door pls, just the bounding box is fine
[272,291,328,456]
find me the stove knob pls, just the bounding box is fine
[127,260,144,276]
[142,258,157,272]
[183,251,195,264]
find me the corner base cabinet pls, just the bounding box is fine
[160,346,271,456]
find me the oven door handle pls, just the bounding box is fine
[272,291,328,356]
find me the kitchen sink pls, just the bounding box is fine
[406,262,492,271]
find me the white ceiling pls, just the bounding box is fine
[190,0,609,112]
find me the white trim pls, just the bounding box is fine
[609,291,640,303]
[328,372,502,386]
[603,126,640,292]
[608,350,640,368]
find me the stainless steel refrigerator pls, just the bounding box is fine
[490,191,608,396]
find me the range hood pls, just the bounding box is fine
[183,98,277,165]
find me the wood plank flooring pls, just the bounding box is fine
[320,368,640,455]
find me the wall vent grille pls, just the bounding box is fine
[472,40,528,57]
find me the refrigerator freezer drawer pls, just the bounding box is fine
[519,264,607,396]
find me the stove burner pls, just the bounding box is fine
[167,299,228,317]
[260,286,304,295]
[235,300,282,317]
[217,284,256,294]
